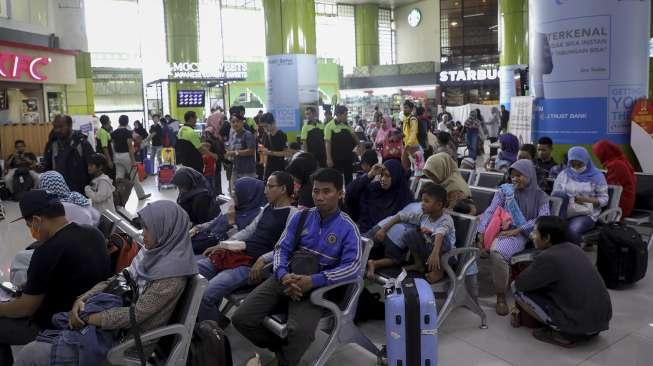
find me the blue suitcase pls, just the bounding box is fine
[385,276,438,366]
[144,158,155,175]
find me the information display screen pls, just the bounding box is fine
[177,90,205,107]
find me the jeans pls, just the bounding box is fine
[553,193,596,244]
[231,276,323,366]
[114,152,146,198]
[466,129,479,159]
[150,145,162,169]
[0,317,39,366]
[197,258,251,322]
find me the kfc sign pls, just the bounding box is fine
[0,52,51,81]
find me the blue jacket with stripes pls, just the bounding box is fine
[273,208,362,288]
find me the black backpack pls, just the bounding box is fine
[187,320,233,366]
[597,223,648,289]
[12,168,34,201]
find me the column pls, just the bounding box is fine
[66,51,94,115]
[263,0,318,137]
[498,0,528,111]
[163,0,203,120]
[355,4,379,67]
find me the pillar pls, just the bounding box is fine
[66,51,94,115]
[263,0,317,138]
[355,4,379,67]
[498,0,528,111]
[163,0,203,121]
[529,0,650,163]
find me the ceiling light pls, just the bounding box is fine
[451,21,458,26]
[464,13,485,18]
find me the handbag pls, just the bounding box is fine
[567,198,593,218]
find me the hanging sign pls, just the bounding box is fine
[439,69,499,83]
[168,62,248,79]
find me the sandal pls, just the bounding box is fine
[532,327,577,348]
[495,295,509,316]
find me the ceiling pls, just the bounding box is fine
[339,0,422,8]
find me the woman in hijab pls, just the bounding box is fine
[477,159,550,316]
[464,110,481,160]
[374,116,394,152]
[286,153,318,208]
[189,177,266,254]
[15,201,198,366]
[171,166,216,225]
[423,153,472,211]
[39,170,100,226]
[552,146,609,244]
[346,159,413,234]
[592,140,636,218]
[495,133,520,171]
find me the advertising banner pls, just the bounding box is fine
[630,98,653,172]
[499,64,525,111]
[529,0,650,145]
[508,96,534,144]
[265,54,317,131]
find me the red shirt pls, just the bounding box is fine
[202,154,216,177]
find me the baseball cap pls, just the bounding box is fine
[11,190,61,223]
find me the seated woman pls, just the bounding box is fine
[346,159,413,234]
[171,166,216,225]
[494,133,519,172]
[552,146,608,245]
[285,153,318,209]
[14,200,198,366]
[39,170,100,226]
[477,159,550,316]
[514,216,612,348]
[423,152,474,212]
[592,140,636,218]
[189,177,266,255]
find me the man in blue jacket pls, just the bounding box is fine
[232,168,362,366]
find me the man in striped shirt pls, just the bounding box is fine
[233,168,362,366]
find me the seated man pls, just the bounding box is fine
[514,216,612,348]
[197,171,297,324]
[3,140,40,195]
[232,168,362,366]
[0,190,111,364]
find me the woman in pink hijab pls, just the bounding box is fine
[374,115,393,151]
[204,107,224,140]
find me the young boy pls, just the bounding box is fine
[201,142,217,195]
[84,153,116,214]
[369,182,455,283]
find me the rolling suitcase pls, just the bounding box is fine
[385,274,438,366]
[597,223,648,289]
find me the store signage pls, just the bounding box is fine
[0,52,51,81]
[168,62,248,79]
[438,69,499,83]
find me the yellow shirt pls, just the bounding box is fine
[177,125,201,149]
[402,115,419,147]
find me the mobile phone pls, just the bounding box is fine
[1,281,18,296]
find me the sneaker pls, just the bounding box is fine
[532,327,577,348]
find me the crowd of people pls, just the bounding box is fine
[0,99,641,365]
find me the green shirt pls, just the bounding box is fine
[300,121,324,141]
[97,128,111,149]
[324,119,353,141]
[177,125,201,149]
[246,117,257,131]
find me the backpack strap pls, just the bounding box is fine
[294,209,310,249]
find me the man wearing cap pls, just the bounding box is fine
[0,190,111,364]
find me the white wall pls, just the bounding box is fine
[395,0,440,65]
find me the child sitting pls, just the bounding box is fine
[84,153,116,214]
[201,142,217,195]
[368,182,455,283]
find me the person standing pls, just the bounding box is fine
[95,115,113,172]
[500,105,510,134]
[176,111,206,173]
[401,100,419,149]
[204,107,226,195]
[324,105,358,186]
[300,106,326,167]
[464,110,482,161]
[259,112,288,179]
[226,114,257,191]
[43,114,95,194]
[132,120,148,162]
[148,114,163,167]
[111,115,150,201]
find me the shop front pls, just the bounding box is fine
[0,40,78,159]
[438,67,500,106]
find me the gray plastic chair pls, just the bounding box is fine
[373,212,487,330]
[459,168,475,185]
[470,186,497,215]
[475,171,504,188]
[261,238,379,366]
[549,196,563,217]
[103,209,144,245]
[106,274,207,366]
[625,172,653,225]
[414,178,434,199]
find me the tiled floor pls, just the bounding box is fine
[2,175,653,366]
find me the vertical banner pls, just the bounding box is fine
[265,54,318,131]
[499,64,525,111]
[508,96,534,144]
[529,0,650,145]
